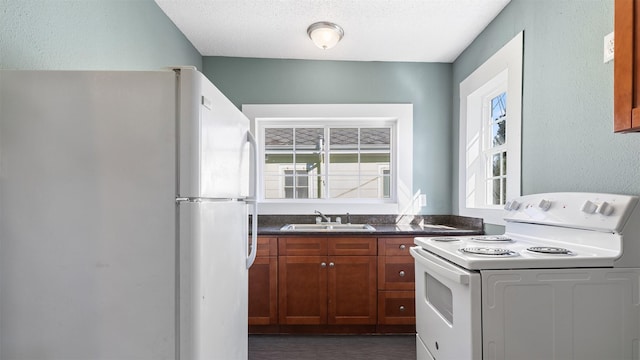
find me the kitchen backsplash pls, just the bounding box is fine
[256,214,482,229]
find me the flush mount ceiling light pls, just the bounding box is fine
[307,21,344,50]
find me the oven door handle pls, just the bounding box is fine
[410,246,470,285]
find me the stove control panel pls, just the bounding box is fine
[503,192,639,233]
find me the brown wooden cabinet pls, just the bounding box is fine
[249,234,418,333]
[278,236,377,325]
[377,237,416,326]
[614,0,640,132]
[248,237,278,325]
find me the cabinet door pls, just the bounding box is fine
[328,256,377,325]
[248,237,278,325]
[278,256,327,324]
[248,256,278,325]
[614,0,640,131]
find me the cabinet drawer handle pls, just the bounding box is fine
[399,305,406,312]
[399,244,406,250]
[329,262,335,268]
[321,262,327,268]
[399,270,406,277]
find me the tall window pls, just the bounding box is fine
[459,32,523,225]
[263,125,392,201]
[486,91,507,205]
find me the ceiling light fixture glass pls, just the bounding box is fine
[307,21,344,50]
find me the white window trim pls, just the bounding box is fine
[242,104,413,215]
[459,31,523,225]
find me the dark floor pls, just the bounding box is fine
[248,334,416,360]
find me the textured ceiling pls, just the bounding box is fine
[154,0,511,63]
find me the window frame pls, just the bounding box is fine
[242,104,413,215]
[458,31,523,225]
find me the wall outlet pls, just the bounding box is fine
[419,194,427,207]
[604,32,614,63]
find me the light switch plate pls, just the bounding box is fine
[604,32,614,63]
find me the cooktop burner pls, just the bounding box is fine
[527,246,573,255]
[432,237,461,242]
[470,235,513,242]
[459,247,518,256]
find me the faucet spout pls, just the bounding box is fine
[314,210,331,223]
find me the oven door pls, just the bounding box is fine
[411,246,482,360]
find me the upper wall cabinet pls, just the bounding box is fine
[614,0,640,132]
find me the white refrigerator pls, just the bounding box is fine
[0,67,258,359]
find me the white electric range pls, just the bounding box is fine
[411,192,640,360]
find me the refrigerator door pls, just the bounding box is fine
[0,70,177,359]
[177,68,250,199]
[179,200,249,360]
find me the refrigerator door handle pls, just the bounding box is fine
[175,197,236,203]
[245,130,258,269]
[246,130,258,200]
[246,199,258,269]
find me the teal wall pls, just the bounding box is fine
[202,57,453,214]
[2,0,630,221]
[452,0,637,230]
[0,0,201,70]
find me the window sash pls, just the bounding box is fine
[483,90,508,206]
[263,125,393,201]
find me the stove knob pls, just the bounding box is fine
[538,199,552,211]
[581,200,597,214]
[504,200,520,211]
[597,201,614,216]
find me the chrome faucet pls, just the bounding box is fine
[314,210,331,223]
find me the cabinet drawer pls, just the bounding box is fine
[329,237,377,256]
[256,236,278,257]
[278,237,327,256]
[378,237,413,256]
[377,291,415,325]
[378,256,414,290]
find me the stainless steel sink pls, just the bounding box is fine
[280,223,376,232]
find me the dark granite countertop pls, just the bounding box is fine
[255,214,484,236]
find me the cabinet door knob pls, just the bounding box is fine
[399,305,406,312]
[399,244,406,250]
[329,262,335,268]
[321,262,327,268]
[399,270,405,277]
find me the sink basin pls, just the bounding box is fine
[280,223,376,232]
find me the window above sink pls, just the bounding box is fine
[263,125,392,201]
[243,104,414,215]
